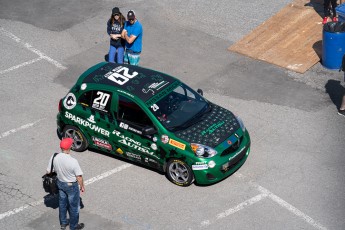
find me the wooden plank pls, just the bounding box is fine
[228,2,323,73]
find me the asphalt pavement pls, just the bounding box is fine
[0,0,345,229]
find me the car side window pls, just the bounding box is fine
[78,91,93,107]
[118,95,153,127]
[78,90,112,114]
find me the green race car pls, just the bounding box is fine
[57,62,251,186]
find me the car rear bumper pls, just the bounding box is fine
[56,113,64,137]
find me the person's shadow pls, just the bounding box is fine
[44,195,84,210]
[325,79,345,109]
[104,53,120,62]
[43,194,59,209]
[305,0,326,18]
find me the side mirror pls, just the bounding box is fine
[142,126,157,136]
[197,89,203,96]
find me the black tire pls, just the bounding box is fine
[62,125,88,152]
[166,159,194,187]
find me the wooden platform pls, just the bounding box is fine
[228,0,323,73]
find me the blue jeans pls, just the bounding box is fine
[57,180,80,230]
[109,45,124,64]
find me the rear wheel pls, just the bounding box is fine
[62,125,88,152]
[166,159,194,187]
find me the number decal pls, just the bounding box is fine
[151,104,159,111]
[105,67,138,86]
[93,91,110,109]
[107,72,129,85]
[117,67,138,79]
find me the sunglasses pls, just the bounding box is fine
[113,14,119,16]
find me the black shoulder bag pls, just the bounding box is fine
[42,153,59,195]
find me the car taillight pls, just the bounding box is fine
[58,99,62,112]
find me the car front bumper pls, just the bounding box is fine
[192,131,251,185]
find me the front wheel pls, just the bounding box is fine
[62,125,88,152]
[166,159,194,187]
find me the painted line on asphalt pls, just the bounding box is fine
[0,57,43,75]
[200,192,268,227]
[0,27,67,70]
[216,193,268,219]
[0,119,45,140]
[0,163,132,220]
[200,173,327,229]
[256,185,327,230]
[242,174,327,230]
[84,163,132,185]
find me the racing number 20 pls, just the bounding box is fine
[107,67,138,85]
[94,91,110,107]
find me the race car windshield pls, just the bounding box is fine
[150,83,209,131]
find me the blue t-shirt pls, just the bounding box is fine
[124,20,143,53]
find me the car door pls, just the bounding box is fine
[112,94,162,169]
[75,89,116,152]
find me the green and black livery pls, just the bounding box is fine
[57,62,251,186]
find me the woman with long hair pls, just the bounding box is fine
[107,7,126,63]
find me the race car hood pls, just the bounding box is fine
[173,103,240,148]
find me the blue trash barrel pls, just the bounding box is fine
[322,22,345,70]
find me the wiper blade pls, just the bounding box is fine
[168,125,186,132]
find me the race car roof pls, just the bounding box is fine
[81,62,180,103]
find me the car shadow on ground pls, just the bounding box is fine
[325,79,345,110]
[56,128,247,188]
[55,130,164,177]
[89,147,246,188]
[89,147,166,175]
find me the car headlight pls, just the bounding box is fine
[236,116,246,132]
[191,143,218,158]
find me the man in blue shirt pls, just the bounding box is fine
[122,10,143,65]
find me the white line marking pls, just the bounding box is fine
[0,57,43,75]
[23,42,67,70]
[0,27,67,70]
[0,119,44,139]
[257,185,327,230]
[201,173,328,229]
[216,193,268,219]
[0,205,31,220]
[200,193,268,227]
[84,163,132,185]
[237,173,328,230]
[200,220,210,227]
[0,163,132,220]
